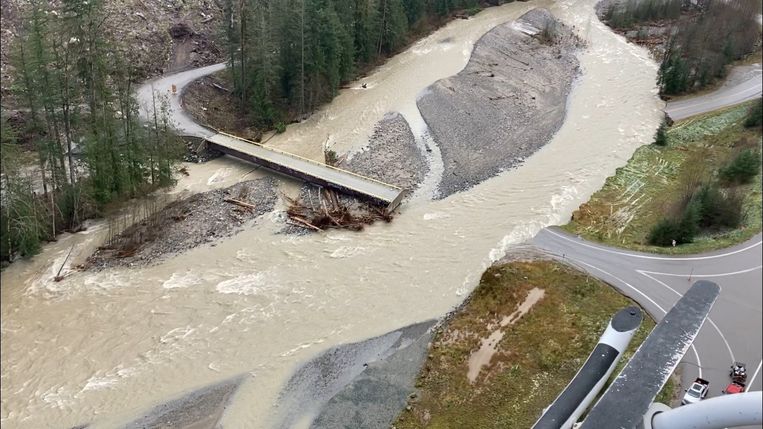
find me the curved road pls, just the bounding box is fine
[138,60,762,143]
[533,227,762,405]
[665,63,762,121]
[136,62,225,138]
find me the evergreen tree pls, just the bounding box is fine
[720,149,761,184]
[654,119,668,146]
[3,0,184,262]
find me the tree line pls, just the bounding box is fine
[1,0,182,263]
[221,0,499,130]
[603,0,761,95]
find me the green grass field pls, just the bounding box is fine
[563,102,762,254]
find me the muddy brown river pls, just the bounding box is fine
[1,0,663,427]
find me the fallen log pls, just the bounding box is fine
[53,244,75,282]
[289,216,322,231]
[223,198,256,210]
[211,82,229,92]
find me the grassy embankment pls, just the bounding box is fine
[563,101,762,254]
[393,260,675,428]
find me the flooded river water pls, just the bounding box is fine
[1,0,663,427]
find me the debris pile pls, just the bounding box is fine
[284,187,392,232]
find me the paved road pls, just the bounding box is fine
[135,62,226,138]
[533,227,763,406]
[665,63,762,121]
[135,64,405,208]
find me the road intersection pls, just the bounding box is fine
[533,227,762,403]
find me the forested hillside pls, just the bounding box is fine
[1,0,182,263]
[601,0,761,95]
[222,0,501,129]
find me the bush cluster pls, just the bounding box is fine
[604,0,682,28]
[720,149,761,184]
[649,184,745,246]
[651,1,760,95]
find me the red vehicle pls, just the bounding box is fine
[723,382,745,394]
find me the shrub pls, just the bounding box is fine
[677,199,701,243]
[720,149,761,184]
[465,6,482,16]
[649,218,682,246]
[694,184,743,229]
[649,198,701,246]
[744,98,762,128]
[324,148,339,166]
[274,122,287,134]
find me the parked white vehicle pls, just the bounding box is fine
[681,378,710,405]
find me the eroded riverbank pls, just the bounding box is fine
[0,0,663,427]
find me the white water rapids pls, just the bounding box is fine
[0,0,663,427]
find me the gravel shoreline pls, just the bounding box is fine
[86,178,277,270]
[418,8,581,198]
[122,376,243,429]
[274,320,436,429]
[344,112,429,192]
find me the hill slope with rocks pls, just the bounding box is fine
[0,0,223,108]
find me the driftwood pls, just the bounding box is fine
[289,216,323,231]
[53,245,75,282]
[223,198,256,210]
[283,188,393,232]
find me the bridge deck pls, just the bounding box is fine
[205,132,406,211]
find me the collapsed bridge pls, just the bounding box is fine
[204,131,406,212]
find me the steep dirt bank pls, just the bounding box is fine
[418,8,581,198]
[181,73,252,136]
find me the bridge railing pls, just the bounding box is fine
[212,129,404,192]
